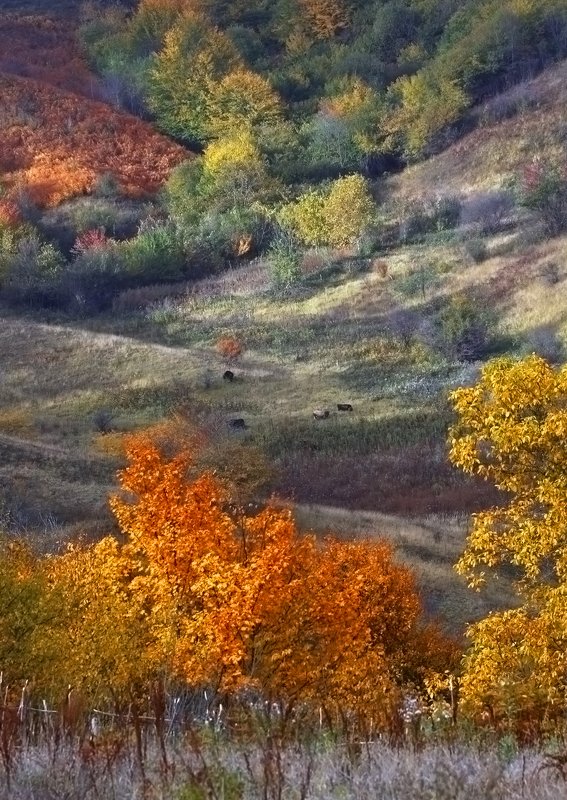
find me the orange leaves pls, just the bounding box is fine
[107,435,455,721]
[0,199,22,227]
[216,336,244,362]
[0,433,456,720]
[21,154,95,208]
[0,73,187,205]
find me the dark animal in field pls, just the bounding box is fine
[229,418,247,430]
[223,370,235,382]
[312,409,330,420]
[337,403,353,412]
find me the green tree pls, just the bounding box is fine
[205,68,284,139]
[385,71,468,158]
[147,13,240,143]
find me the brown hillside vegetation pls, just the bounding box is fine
[388,59,567,200]
[0,13,99,96]
[0,14,188,205]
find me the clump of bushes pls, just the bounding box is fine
[267,230,302,289]
[436,294,497,362]
[278,174,375,248]
[398,195,462,243]
[515,158,567,236]
[459,189,515,235]
[463,237,488,264]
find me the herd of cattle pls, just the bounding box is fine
[222,370,353,431]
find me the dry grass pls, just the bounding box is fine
[388,59,567,201]
[0,734,562,800]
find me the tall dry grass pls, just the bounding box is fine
[0,728,563,799]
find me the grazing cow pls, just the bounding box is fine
[337,403,353,412]
[229,418,247,430]
[223,370,235,382]
[312,409,330,420]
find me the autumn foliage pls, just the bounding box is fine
[0,14,99,98]
[297,0,350,40]
[216,336,244,362]
[0,73,187,207]
[0,434,456,727]
[0,15,187,208]
[449,355,567,733]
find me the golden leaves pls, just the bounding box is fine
[450,355,567,730]
[0,433,454,719]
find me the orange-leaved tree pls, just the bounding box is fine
[449,355,567,732]
[108,433,456,725]
[0,432,456,724]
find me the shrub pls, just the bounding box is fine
[112,283,187,313]
[396,262,440,299]
[389,308,422,348]
[92,171,120,199]
[278,189,327,247]
[431,194,461,230]
[279,175,375,248]
[216,336,244,363]
[463,237,488,264]
[2,233,67,308]
[398,199,433,243]
[71,227,109,256]
[66,242,127,312]
[524,325,564,364]
[92,409,115,434]
[195,208,273,262]
[268,230,302,289]
[323,174,375,247]
[516,158,567,236]
[39,197,150,253]
[118,223,186,283]
[459,189,515,234]
[437,294,495,362]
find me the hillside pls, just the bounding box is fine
[389,58,567,200]
[0,13,188,205]
[0,1,566,641]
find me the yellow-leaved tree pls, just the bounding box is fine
[449,355,567,732]
[279,174,374,247]
[147,12,240,143]
[205,68,283,139]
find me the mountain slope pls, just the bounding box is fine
[0,13,188,205]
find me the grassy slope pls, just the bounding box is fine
[1,14,566,631]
